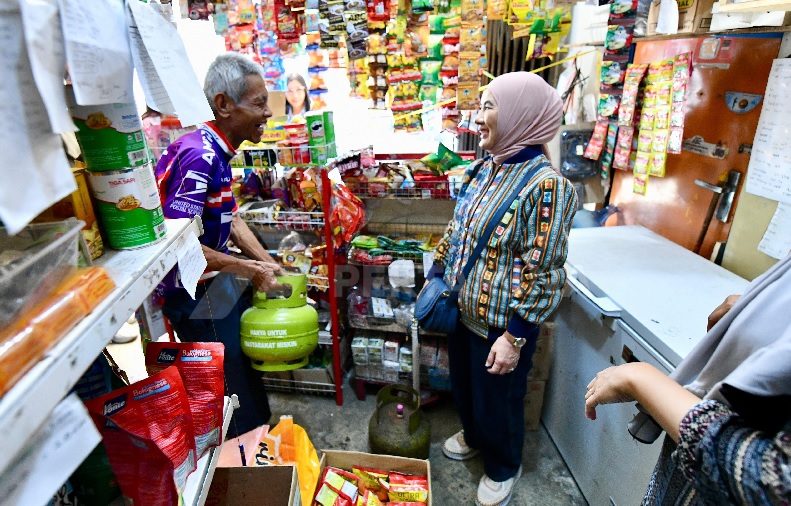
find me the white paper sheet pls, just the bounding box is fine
[57,0,134,105]
[17,0,75,133]
[745,59,791,205]
[758,202,791,260]
[0,394,101,506]
[126,0,214,127]
[178,232,208,299]
[0,3,76,235]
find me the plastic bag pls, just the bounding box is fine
[256,416,320,506]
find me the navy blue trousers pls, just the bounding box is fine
[448,322,539,481]
[162,273,271,438]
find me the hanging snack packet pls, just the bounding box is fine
[421,143,464,173]
[583,121,608,160]
[604,24,632,55]
[601,60,626,88]
[599,93,621,120]
[633,173,649,195]
[145,342,225,460]
[85,368,196,506]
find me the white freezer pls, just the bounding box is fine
[543,226,748,505]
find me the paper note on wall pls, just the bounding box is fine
[745,59,791,205]
[126,0,214,127]
[18,0,75,133]
[178,232,208,299]
[0,3,76,235]
[57,0,134,105]
[758,202,791,260]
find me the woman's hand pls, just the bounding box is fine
[485,332,521,375]
[584,364,641,421]
[707,294,741,331]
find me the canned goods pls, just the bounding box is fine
[88,163,167,250]
[66,87,149,171]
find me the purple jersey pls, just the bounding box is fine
[155,123,238,294]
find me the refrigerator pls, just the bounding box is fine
[542,226,747,506]
[608,35,782,260]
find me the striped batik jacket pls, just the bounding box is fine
[433,153,578,339]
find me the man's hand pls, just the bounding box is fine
[707,294,741,331]
[485,332,521,375]
[229,260,284,293]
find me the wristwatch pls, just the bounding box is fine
[508,335,527,349]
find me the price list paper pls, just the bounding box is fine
[745,59,791,204]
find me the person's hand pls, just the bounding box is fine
[707,294,741,331]
[238,260,284,293]
[585,364,641,421]
[485,332,521,375]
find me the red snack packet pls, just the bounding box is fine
[388,473,429,503]
[353,466,390,501]
[145,342,225,460]
[85,367,197,506]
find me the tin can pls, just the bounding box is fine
[88,163,167,250]
[66,87,149,171]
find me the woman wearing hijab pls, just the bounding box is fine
[428,72,578,506]
[585,252,791,504]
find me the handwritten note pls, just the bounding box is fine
[178,232,208,299]
[0,3,76,234]
[57,0,134,105]
[17,0,75,133]
[0,394,101,506]
[745,59,791,204]
[126,0,214,127]
[758,202,791,260]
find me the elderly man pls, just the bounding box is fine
[155,53,282,436]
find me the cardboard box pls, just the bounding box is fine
[207,465,301,506]
[525,380,546,431]
[318,450,432,506]
[269,91,287,117]
[292,367,334,386]
[528,322,555,382]
[647,0,716,35]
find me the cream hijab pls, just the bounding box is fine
[485,72,564,165]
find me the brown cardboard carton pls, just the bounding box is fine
[528,322,555,381]
[318,450,432,505]
[647,0,713,35]
[525,380,546,431]
[206,465,300,506]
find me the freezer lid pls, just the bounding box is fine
[565,226,748,367]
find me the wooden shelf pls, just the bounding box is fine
[716,0,791,12]
[636,25,791,43]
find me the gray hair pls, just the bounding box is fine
[203,53,265,114]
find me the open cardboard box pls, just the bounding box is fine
[206,465,301,506]
[318,450,432,506]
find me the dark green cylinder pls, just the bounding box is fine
[368,384,431,459]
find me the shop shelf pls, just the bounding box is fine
[0,217,203,477]
[183,396,235,506]
[307,273,330,291]
[241,207,325,231]
[347,246,429,266]
[348,318,445,336]
[344,179,463,200]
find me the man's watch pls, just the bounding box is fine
[509,336,527,349]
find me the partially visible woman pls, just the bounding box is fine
[429,72,578,506]
[285,73,310,120]
[585,252,791,505]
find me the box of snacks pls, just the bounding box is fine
[314,450,431,505]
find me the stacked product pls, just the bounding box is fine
[66,90,167,251]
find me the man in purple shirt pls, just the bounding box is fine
[155,53,282,436]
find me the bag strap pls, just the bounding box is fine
[457,159,549,290]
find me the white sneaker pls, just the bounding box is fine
[442,430,479,460]
[112,322,139,344]
[475,466,522,506]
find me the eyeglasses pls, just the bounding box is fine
[286,88,306,95]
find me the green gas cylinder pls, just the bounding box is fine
[240,274,319,371]
[368,384,431,459]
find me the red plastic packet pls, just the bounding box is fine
[85,367,196,506]
[388,473,429,503]
[145,342,225,460]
